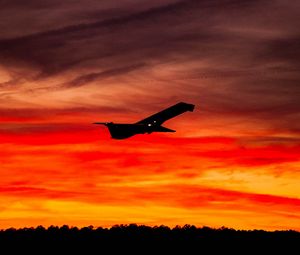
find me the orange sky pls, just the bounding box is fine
[0,0,299,230]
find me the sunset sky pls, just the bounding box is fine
[0,0,299,230]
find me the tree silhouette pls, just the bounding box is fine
[0,224,299,253]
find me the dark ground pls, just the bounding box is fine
[1,224,299,253]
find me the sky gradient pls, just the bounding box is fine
[0,0,299,230]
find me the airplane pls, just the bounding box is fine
[93,102,195,139]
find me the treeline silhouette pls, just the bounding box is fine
[1,224,299,253]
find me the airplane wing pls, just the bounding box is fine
[136,102,195,125]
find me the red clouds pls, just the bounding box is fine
[196,145,300,167]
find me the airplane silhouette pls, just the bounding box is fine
[93,102,195,139]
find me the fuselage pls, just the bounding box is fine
[105,123,175,139]
[106,123,146,139]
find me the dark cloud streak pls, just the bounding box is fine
[0,0,263,77]
[61,63,147,88]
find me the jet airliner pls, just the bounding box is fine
[93,102,195,139]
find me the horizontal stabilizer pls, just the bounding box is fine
[93,122,110,125]
[155,126,176,132]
